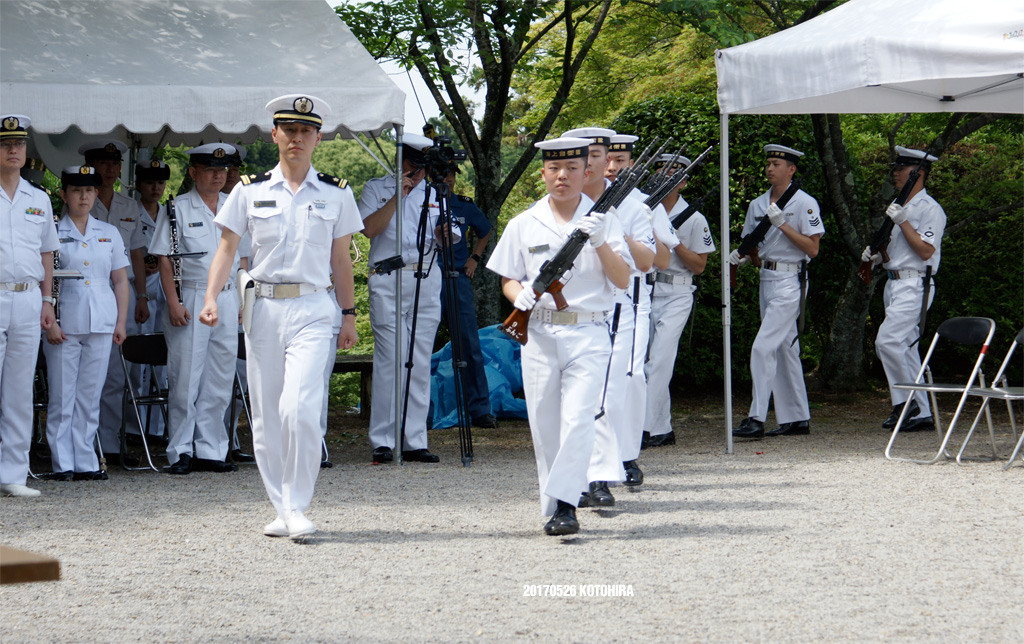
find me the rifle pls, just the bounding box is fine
[855,157,928,284]
[670,182,719,230]
[730,160,817,287]
[499,139,664,344]
[643,145,715,211]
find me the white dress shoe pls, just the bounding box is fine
[263,517,288,537]
[284,510,316,539]
[1,484,42,497]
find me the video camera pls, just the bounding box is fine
[414,136,467,180]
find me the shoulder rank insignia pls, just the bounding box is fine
[26,179,51,195]
[457,195,474,203]
[317,173,349,189]
[240,171,272,186]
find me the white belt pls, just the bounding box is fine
[531,309,607,325]
[180,279,233,291]
[401,264,428,272]
[647,272,692,286]
[761,261,802,273]
[0,281,38,292]
[887,269,929,280]
[254,282,325,299]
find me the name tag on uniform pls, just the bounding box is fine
[529,244,550,254]
[59,237,74,243]
[188,222,203,228]
[25,207,45,216]
[120,217,135,223]
[254,200,276,208]
[98,238,112,243]
[313,199,327,209]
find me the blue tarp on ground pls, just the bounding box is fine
[430,324,528,429]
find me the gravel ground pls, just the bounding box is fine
[2,390,1021,643]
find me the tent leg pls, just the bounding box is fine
[720,114,733,455]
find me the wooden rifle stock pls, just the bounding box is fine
[500,281,568,345]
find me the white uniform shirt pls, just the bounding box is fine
[91,191,146,280]
[487,194,628,313]
[54,215,129,334]
[215,164,362,288]
[150,189,235,281]
[882,188,945,274]
[664,199,716,277]
[137,203,161,251]
[358,174,457,268]
[0,178,59,282]
[742,186,824,279]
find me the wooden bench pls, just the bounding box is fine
[1,545,60,584]
[333,354,373,419]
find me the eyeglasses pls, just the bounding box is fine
[1,139,28,149]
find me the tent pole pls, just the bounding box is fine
[720,114,733,455]
[394,126,404,465]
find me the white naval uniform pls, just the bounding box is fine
[92,191,147,452]
[876,189,944,414]
[133,204,167,437]
[589,191,649,482]
[358,175,448,452]
[150,188,238,464]
[487,194,628,516]
[321,293,343,437]
[215,164,361,517]
[644,199,716,438]
[0,178,59,486]
[741,186,824,424]
[43,216,129,473]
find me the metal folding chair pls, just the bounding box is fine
[227,332,255,462]
[885,317,996,464]
[956,328,1023,468]
[118,333,169,472]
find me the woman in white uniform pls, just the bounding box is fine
[201,95,361,540]
[42,166,129,480]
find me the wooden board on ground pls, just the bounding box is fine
[1,545,60,584]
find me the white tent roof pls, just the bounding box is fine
[0,0,406,148]
[716,0,1024,115]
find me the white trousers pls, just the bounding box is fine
[644,281,695,437]
[321,330,338,437]
[620,282,651,461]
[748,276,809,424]
[43,332,111,473]
[0,289,42,486]
[246,292,333,516]
[97,284,137,452]
[522,321,609,516]
[367,269,441,451]
[877,278,934,413]
[589,306,627,484]
[163,285,236,463]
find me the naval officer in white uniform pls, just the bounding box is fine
[729,144,824,439]
[201,94,361,540]
[487,136,630,536]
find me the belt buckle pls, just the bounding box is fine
[14,283,30,292]
[550,310,577,325]
[275,283,300,299]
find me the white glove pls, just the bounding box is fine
[860,246,881,266]
[886,202,908,226]
[577,211,608,248]
[728,249,750,266]
[513,283,537,311]
[652,210,680,249]
[767,202,785,228]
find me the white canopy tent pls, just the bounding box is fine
[0,0,406,170]
[714,0,1024,452]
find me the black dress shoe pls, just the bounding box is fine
[642,431,676,449]
[164,453,192,475]
[765,420,810,437]
[403,448,440,463]
[230,449,255,463]
[544,501,580,536]
[733,417,765,439]
[578,491,592,508]
[901,415,935,432]
[104,453,140,468]
[471,413,498,429]
[192,458,238,473]
[72,470,109,481]
[39,470,73,481]
[883,401,919,429]
[372,447,393,463]
[640,431,651,450]
[623,460,644,487]
[587,481,615,507]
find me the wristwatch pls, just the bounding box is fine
[470,253,482,263]
[341,307,357,316]
[137,293,150,301]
